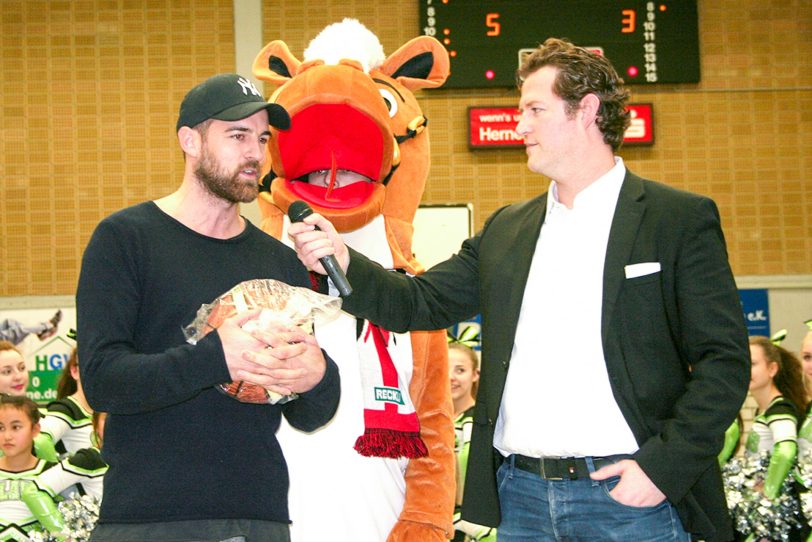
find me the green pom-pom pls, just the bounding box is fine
[770,329,787,346]
[447,325,481,348]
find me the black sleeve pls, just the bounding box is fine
[281,350,341,432]
[67,447,108,472]
[340,234,482,332]
[77,217,231,415]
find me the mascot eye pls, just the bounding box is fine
[379,89,398,118]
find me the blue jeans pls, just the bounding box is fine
[496,456,691,541]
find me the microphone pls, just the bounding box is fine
[288,200,353,297]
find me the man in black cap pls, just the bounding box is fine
[77,73,340,542]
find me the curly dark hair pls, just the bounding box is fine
[517,37,631,151]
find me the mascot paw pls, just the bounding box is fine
[387,520,448,542]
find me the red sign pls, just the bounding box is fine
[468,103,654,149]
[468,107,523,148]
[623,103,654,146]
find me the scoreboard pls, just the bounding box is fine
[420,1,700,88]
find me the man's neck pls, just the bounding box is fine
[552,149,617,208]
[155,179,245,239]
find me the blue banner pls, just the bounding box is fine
[739,288,770,337]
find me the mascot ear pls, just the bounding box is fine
[380,36,450,91]
[253,40,302,87]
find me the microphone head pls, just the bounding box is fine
[288,200,314,223]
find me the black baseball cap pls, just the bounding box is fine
[176,73,290,132]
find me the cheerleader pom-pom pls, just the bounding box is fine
[723,451,804,540]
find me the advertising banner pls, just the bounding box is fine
[0,308,76,404]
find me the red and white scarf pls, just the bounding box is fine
[352,320,427,458]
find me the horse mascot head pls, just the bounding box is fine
[253,18,449,274]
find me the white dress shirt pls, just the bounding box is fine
[494,158,639,458]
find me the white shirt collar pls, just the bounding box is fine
[546,157,626,217]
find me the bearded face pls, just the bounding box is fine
[194,132,261,205]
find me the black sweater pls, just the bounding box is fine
[76,202,340,525]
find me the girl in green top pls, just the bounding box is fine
[449,342,495,542]
[746,336,806,497]
[36,350,94,463]
[0,394,65,541]
[795,327,812,540]
[800,328,812,403]
[739,336,807,541]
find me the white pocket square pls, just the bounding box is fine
[624,262,661,279]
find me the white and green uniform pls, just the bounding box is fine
[455,407,475,497]
[718,416,742,466]
[745,395,798,499]
[0,460,65,541]
[796,410,812,483]
[794,409,812,540]
[38,397,93,460]
[453,407,495,542]
[33,447,107,501]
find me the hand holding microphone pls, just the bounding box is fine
[287,201,353,297]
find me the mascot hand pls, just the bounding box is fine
[387,519,448,542]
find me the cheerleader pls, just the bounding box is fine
[449,338,495,542]
[795,322,812,540]
[36,349,93,462]
[21,412,107,542]
[801,322,812,402]
[737,336,807,541]
[31,446,106,504]
[33,411,107,502]
[747,336,806,491]
[0,394,65,540]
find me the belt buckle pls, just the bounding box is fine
[540,457,579,480]
[540,457,563,481]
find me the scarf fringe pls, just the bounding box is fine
[354,428,428,459]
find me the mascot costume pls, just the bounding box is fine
[252,19,455,541]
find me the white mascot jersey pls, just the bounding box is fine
[277,217,415,541]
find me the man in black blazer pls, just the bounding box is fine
[290,38,749,542]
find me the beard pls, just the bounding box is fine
[194,145,260,204]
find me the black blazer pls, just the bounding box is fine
[342,171,750,541]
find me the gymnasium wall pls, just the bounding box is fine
[2,1,810,343]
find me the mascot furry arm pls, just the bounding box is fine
[254,20,455,541]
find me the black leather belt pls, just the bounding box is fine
[511,454,632,481]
